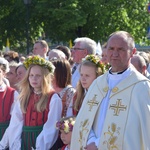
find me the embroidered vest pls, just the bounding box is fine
[0,87,15,122]
[24,91,55,126]
[21,91,55,150]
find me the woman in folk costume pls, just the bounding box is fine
[0,56,62,150]
[51,59,76,117]
[0,57,19,140]
[73,54,106,116]
[50,59,76,150]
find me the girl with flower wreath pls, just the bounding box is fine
[56,116,76,150]
[0,55,62,150]
[73,54,107,116]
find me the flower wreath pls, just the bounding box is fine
[23,55,55,73]
[84,54,106,74]
[56,117,75,133]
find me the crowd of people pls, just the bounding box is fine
[0,31,150,150]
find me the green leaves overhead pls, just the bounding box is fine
[0,0,149,53]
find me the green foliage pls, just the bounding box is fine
[0,0,149,54]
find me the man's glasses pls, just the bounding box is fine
[73,48,85,51]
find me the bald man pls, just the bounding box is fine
[131,54,150,79]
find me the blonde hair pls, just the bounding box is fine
[18,64,53,113]
[74,60,103,112]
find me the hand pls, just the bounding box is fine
[84,142,98,150]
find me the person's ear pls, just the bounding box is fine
[84,49,88,55]
[131,48,136,57]
[143,65,147,72]
[132,48,136,55]
[43,47,47,53]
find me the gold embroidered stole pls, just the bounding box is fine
[98,86,132,150]
[70,73,108,150]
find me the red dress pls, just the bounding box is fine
[21,91,54,150]
[0,86,15,139]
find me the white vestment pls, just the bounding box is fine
[70,67,150,150]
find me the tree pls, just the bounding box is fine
[32,0,150,44]
[0,0,149,54]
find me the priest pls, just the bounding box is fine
[70,31,150,150]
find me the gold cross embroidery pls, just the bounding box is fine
[87,95,99,111]
[109,99,127,116]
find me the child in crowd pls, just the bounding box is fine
[56,116,76,150]
[73,54,107,115]
[0,56,62,150]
